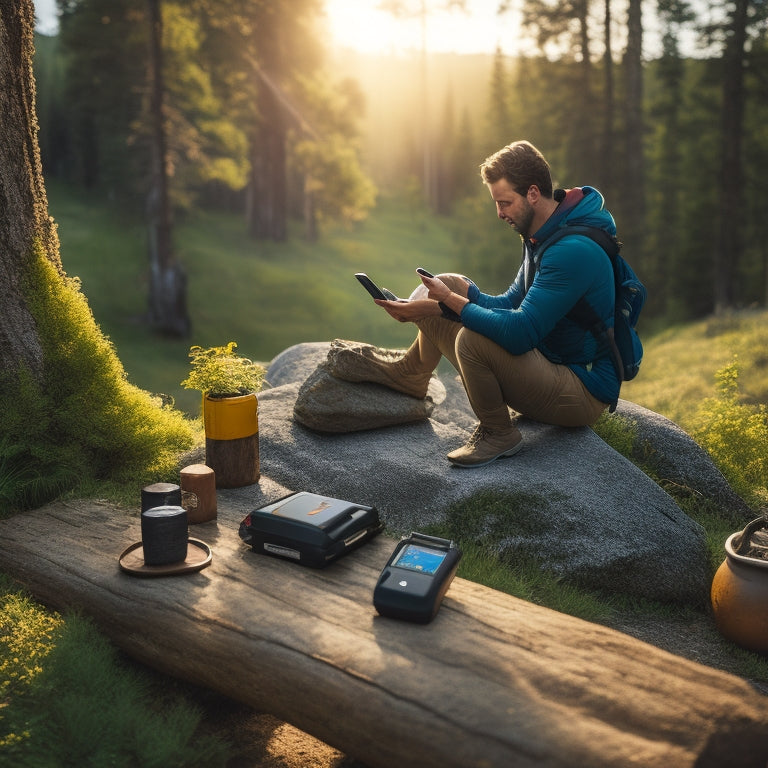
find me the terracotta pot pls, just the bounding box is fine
[711,517,768,654]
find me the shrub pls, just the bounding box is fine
[0,252,195,514]
[691,357,768,507]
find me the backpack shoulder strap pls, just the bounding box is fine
[537,225,625,391]
[537,225,620,260]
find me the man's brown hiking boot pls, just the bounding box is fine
[447,424,523,468]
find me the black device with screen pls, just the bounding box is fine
[355,273,400,302]
[373,532,462,623]
[416,267,434,278]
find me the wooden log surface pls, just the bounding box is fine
[2,496,768,768]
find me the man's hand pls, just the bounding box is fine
[417,272,470,317]
[418,273,452,302]
[372,271,470,323]
[373,298,442,323]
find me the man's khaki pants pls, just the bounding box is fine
[404,275,608,433]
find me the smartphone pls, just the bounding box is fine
[355,273,400,301]
[416,267,434,278]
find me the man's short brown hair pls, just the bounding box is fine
[480,140,553,198]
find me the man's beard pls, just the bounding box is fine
[511,201,535,238]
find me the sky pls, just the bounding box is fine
[33,0,702,60]
[34,0,59,35]
[33,0,524,56]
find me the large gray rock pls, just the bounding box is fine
[243,342,726,606]
[614,400,751,516]
[265,341,329,388]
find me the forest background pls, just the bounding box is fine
[29,0,768,418]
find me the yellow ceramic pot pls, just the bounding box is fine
[203,392,258,440]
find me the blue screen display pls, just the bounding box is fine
[392,543,446,575]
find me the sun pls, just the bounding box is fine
[323,0,521,56]
[324,1,417,55]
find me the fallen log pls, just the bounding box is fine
[1,496,768,768]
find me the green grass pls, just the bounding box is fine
[620,311,768,431]
[0,575,231,766]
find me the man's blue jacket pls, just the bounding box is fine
[460,186,621,406]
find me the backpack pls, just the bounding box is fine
[538,225,646,411]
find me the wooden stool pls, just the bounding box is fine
[180,464,217,524]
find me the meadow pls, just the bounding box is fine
[50,180,466,416]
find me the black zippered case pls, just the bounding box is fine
[238,491,383,568]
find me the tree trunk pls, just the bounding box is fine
[654,4,687,317]
[246,93,287,242]
[246,18,288,243]
[570,0,596,183]
[303,182,318,242]
[145,0,190,337]
[0,0,59,384]
[601,0,615,201]
[714,0,748,314]
[623,0,645,245]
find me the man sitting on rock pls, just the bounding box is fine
[327,140,621,468]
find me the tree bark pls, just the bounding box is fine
[623,0,645,245]
[246,19,288,242]
[601,0,615,201]
[570,0,596,182]
[303,183,318,242]
[246,93,287,242]
[714,0,748,314]
[653,2,688,316]
[146,0,190,336]
[205,435,260,488]
[0,0,60,383]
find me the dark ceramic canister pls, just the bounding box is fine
[141,482,182,513]
[141,505,188,566]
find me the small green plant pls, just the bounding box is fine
[691,357,768,507]
[181,342,265,398]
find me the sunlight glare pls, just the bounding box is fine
[325,2,413,55]
[324,0,521,56]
